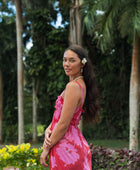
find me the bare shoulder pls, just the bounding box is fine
[62,82,80,99]
[63,81,82,98]
[65,81,81,92]
[63,80,86,106]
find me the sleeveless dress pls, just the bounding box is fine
[49,81,92,170]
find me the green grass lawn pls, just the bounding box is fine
[30,139,129,150]
[88,139,129,150]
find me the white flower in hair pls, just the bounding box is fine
[82,58,87,65]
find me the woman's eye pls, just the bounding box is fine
[63,58,75,62]
[70,60,75,62]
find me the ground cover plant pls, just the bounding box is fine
[91,144,140,169]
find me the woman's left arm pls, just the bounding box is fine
[46,82,81,149]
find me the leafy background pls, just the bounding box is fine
[0,0,133,143]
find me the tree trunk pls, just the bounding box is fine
[15,0,24,144]
[32,78,37,143]
[69,0,83,45]
[129,35,140,151]
[69,0,83,132]
[0,69,2,142]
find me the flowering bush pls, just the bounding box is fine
[90,144,140,169]
[0,143,49,170]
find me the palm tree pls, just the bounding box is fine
[15,0,24,144]
[83,0,140,151]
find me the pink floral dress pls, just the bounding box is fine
[49,81,92,170]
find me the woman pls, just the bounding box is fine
[40,44,100,169]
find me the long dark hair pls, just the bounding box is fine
[65,44,100,123]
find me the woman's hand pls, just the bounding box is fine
[40,148,49,167]
[44,128,52,148]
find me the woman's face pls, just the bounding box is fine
[63,50,83,77]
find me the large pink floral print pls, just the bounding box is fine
[71,127,82,147]
[50,156,57,169]
[56,142,80,165]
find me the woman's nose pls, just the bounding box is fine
[65,61,70,66]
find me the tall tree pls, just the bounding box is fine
[69,0,83,45]
[129,35,140,151]
[83,0,140,151]
[15,0,24,144]
[32,78,37,142]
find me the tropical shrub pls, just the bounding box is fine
[91,144,140,169]
[0,143,49,170]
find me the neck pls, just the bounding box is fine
[70,75,83,82]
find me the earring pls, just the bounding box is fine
[81,68,83,73]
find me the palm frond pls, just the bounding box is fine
[95,0,123,52]
[82,0,122,52]
[135,0,140,37]
[83,0,140,51]
[82,0,99,32]
[118,0,140,42]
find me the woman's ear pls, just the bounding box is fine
[81,64,84,73]
[81,63,84,68]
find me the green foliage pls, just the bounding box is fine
[24,124,45,142]
[0,11,18,142]
[56,0,70,25]
[91,145,140,169]
[82,5,132,139]
[24,7,69,128]
[0,0,134,143]
[83,32,131,139]
[95,42,131,139]
[82,0,140,52]
[0,143,48,169]
[25,8,54,78]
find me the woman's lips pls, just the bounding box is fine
[65,69,71,72]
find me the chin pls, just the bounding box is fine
[65,71,71,76]
[65,73,71,76]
